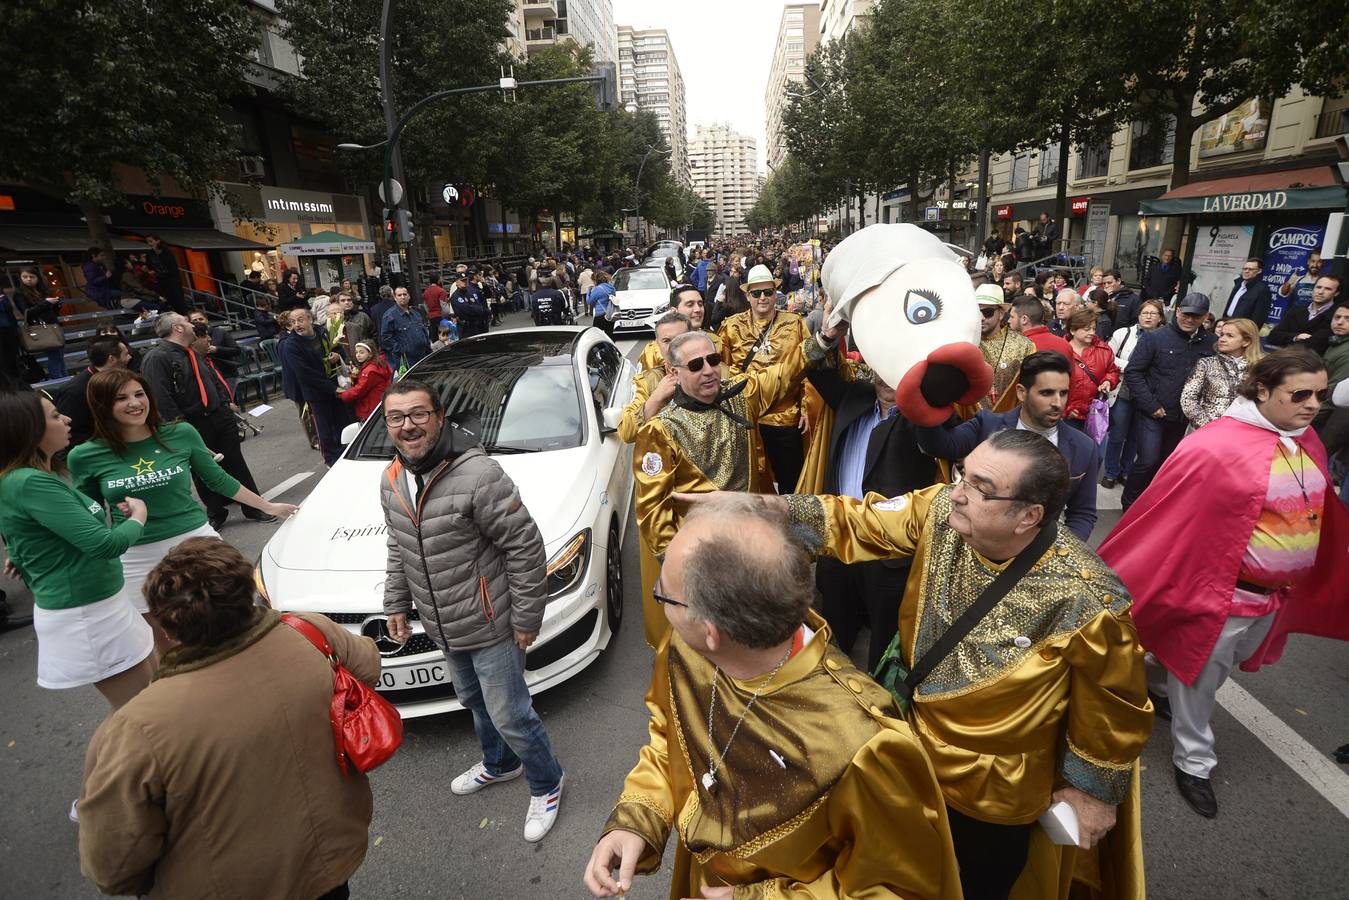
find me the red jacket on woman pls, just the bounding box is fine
[340,359,392,421]
[1065,336,1120,420]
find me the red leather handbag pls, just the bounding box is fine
[282,614,404,776]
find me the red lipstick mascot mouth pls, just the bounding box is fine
[822,224,992,426]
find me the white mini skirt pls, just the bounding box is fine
[33,589,155,689]
[120,523,221,613]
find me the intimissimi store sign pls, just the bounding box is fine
[220,183,365,225]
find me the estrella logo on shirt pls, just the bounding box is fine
[105,465,187,491]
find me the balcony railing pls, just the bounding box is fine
[523,0,559,16]
[1314,105,1349,139]
[525,27,555,42]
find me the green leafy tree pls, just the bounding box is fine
[1118,0,1349,188]
[0,0,259,253]
[276,0,514,213]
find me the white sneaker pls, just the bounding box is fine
[523,774,564,843]
[451,761,523,796]
[69,800,79,824]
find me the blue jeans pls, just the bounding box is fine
[1104,395,1137,480]
[443,638,563,795]
[45,347,67,378]
[1121,414,1188,509]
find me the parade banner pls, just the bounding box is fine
[1260,223,1326,324]
[1189,223,1254,315]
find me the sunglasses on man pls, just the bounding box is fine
[980,306,1003,318]
[1282,387,1330,403]
[675,351,722,373]
[747,288,775,299]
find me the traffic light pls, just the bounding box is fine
[396,208,415,243]
[593,61,617,112]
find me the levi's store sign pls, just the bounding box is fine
[995,205,1012,220]
[1070,197,1090,215]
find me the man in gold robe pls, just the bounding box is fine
[583,494,962,900]
[719,265,811,492]
[631,323,836,648]
[683,429,1152,900]
[975,282,1036,412]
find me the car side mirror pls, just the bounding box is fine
[340,422,362,446]
[600,406,622,435]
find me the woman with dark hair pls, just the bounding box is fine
[1084,289,1116,340]
[1100,346,1348,820]
[67,370,296,656]
[78,538,381,900]
[717,273,749,319]
[13,266,67,378]
[0,390,155,819]
[277,269,304,311]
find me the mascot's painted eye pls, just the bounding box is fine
[903,289,942,325]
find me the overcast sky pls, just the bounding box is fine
[612,0,780,172]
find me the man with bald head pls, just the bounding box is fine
[584,494,960,900]
[630,316,840,647]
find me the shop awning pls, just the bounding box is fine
[1139,166,1345,215]
[0,226,145,254]
[279,229,376,256]
[115,226,274,251]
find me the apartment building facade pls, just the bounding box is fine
[520,0,617,64]
[765,3,820,172]
[618,26,690,185]
[985,90,1347,320]
[689,124,760,236]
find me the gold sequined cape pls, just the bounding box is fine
[718,311,811,427]
[602,611,963,900]
[785,484,1151,900]
[632,339,816,648]
[619,333,725,443]
[979,328,1037,412]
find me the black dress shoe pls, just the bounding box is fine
[208,510,228,531]
[1100,476,1117,489]
[1174,766,1217,818]
[243,512,278,524]
[1335,743,1349,765]
[1148,690,1173,722]
[0,592,33,633]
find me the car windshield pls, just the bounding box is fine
[613,268,668,292]
[349,347,584,459]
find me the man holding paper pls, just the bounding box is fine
[685,429,1152,900]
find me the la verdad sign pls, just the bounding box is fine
[1202,191,1289,213]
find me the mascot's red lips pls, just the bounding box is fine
[894,343,994,426]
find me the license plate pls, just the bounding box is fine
[377,659,449,691]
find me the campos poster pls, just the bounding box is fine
[1189,223,1255,316]
[1261,224,1326,324]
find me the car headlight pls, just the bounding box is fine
[253,558,272,608]
[545,529,591,600]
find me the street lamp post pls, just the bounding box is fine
[634,145,671,247]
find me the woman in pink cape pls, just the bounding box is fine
[1099,347,1349,820]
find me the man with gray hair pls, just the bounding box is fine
[681,429,1152,898]
[141,313,270,528]
[630,313,841,648]
[584,494,961,900]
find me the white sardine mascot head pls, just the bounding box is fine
[822,224,992,426]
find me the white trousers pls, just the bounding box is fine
[1148,610,1277,779]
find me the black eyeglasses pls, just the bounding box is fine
[652,586,688,609]
[384,409,435,427]
[1283,387,1330,403]
[748,288,775,298]
[677,351,721,373]
[952,463,1025,503]
[980,307,1002,318]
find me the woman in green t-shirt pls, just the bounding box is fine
[68,369,298,657]
[0,391,155,708]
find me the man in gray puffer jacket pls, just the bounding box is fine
[380,379,565,843]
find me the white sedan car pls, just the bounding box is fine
[606,266,671,335]
[254,327,635,718]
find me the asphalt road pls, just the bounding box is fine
[2,317,1348,899]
